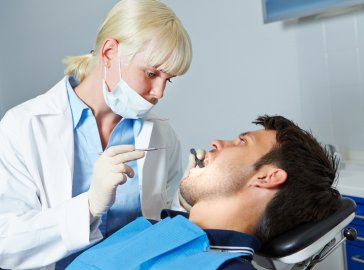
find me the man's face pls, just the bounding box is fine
[180,129,277,206]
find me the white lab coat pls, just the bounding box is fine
[0,77,183,270]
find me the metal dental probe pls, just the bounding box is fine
[135,147,169,151]
[99,147,168,155]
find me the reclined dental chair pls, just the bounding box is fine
[254,197,357,270]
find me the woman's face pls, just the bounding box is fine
[119,52,175,104]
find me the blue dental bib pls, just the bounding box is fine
[67,216,247,270]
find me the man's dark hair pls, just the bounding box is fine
[253,115,340,244]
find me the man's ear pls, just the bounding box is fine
[100,38,119,67]
[251,165,287,189]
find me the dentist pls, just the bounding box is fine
[0,0,192,269]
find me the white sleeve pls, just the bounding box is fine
[0,112,102,269]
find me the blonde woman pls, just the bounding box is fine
[0,0,192,269]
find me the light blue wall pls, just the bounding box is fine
[0,0,118,116]
[0,0,301,165]
[296,7,364,154]
[159,0,302,163]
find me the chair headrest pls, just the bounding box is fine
[258,197,356,258]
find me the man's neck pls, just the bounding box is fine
[188,190,272,234]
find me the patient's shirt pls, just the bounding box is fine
[66,212,260,270]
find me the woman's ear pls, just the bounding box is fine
[251,165,287,189]
[100,38,119,68]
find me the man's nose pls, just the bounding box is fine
[211,139,234,150]
[211,140,224,150]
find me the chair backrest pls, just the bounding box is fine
[257,197,356,262]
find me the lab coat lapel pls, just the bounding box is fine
[136,120,154,194]
[36,113,74,205]
[51,85,74,201]
[57,111,74,197]
[31,78,74,205]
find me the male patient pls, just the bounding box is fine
[67,115,340,270]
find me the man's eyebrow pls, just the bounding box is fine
[239,131,254,142]
[239,132,250,137]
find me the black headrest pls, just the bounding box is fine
[258,197,356,258]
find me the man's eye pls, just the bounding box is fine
[239,137,246,144]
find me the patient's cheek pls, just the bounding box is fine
[188,167,204,177]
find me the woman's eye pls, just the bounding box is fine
[167,78,173,83]
[147,72,156,78]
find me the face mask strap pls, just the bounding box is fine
[118,46,122,81]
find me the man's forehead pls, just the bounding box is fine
[239,129,277,143]
[240,128,276,136]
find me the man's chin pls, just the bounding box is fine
[178,190,193,212]
[179,180,195,212]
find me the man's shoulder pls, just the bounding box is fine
[160,209,189,219]
[218,257,256,270]
[147,209,189,225]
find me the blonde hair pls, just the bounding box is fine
[64,0,192,82]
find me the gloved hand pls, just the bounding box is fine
[88,145,145,218]
[179,148,206,212]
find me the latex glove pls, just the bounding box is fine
[88,145,145,218]
[183,148,206,178]
[179,148,206,212]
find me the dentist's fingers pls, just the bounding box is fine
[89,144,143,218]
[179,190,192,212]
[100,145,145,164]
[196,148,206,160]
[110,163,135,178]
[183,153,197,179]
[102,145,134,157]
[110,150,145,164]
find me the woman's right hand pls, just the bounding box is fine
[88,145,145,218]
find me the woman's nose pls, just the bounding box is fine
[150,80,166,99]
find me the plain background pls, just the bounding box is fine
[2,0,364,165]
[2,1,363,269]
[0,0,302,164]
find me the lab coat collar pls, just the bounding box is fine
[27,78,70,116]
[65,77,89,129]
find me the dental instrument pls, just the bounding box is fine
[135,147,169,152]
[190,148,204,168]
[99,147,168,155]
